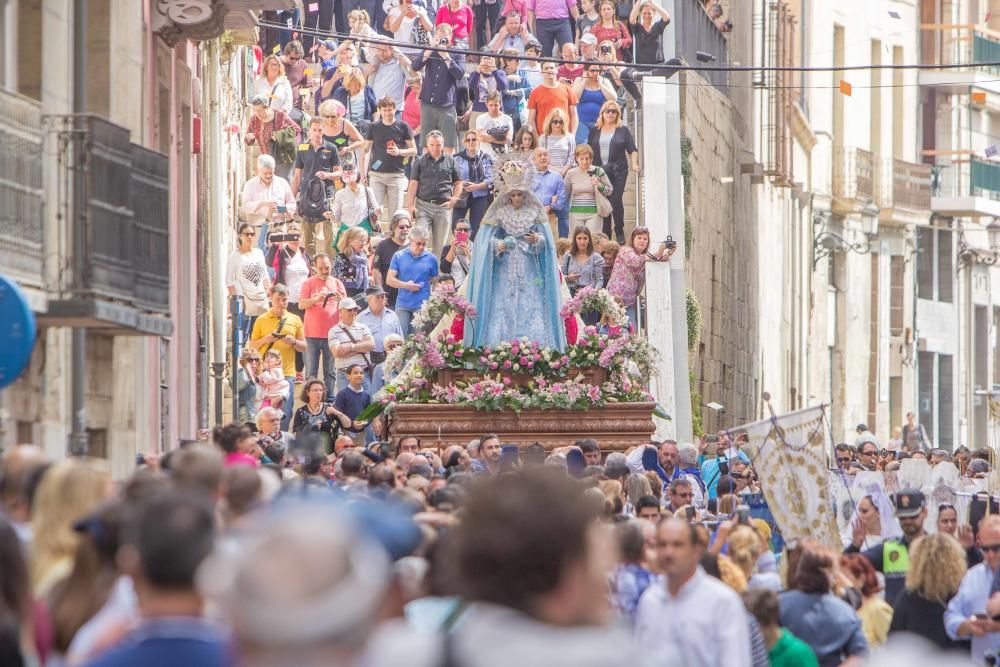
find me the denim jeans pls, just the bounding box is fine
[397,307,417,337]
[555,207,569,238]
[534,18,573,58]
[306,337,336,396]
[452,195,489,239]
[280,375,295,431]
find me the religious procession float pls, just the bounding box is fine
[360,158,662,451]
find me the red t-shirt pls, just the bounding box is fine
[527,83,578,134]
[299,275,347,339]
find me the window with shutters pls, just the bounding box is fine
[890,256,905,335]
[938,354,953,448]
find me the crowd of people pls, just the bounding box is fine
[3,425,1000,667]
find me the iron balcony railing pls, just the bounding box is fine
[932,158,1000,201]
[0,87,44,287]
[832,147,874,202]
[673,0,729,90]
[921,23,1000,75]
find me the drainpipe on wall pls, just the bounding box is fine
[205,41,227,426]
[68,0,89,456]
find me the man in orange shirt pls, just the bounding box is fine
[527,62,579,135]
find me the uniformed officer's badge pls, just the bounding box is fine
[888,550,900,563]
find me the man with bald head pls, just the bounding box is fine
[530,146,568,238]
[0,444,48,543]
[635,518,751,666]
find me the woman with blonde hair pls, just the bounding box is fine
[587,99,639,243]
[332,67,378,135]
[253,54,293,114]
[889,534,968,649]
[728,524,782,592]
[625,473,653,510]
[30,458,112,596]
[599,479,626,518]
[319,98,366,166]
[348,9,378,63]
[334,226,371,297]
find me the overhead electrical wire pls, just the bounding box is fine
[257,18,1000,76]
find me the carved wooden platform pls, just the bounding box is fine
[388,402,656,451]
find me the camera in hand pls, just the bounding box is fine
[600,45,613,54]
[665,235,677,250]
[269,233,288,243]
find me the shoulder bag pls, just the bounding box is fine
[338,323,373,374]
[591,167,614,218]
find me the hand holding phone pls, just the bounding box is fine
[455,230,469,244]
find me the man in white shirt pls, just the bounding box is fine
[475,91,514,161]
[946,515,1000,662]
[364,44,412,111]
[635,518,751,667]
[240,154,296,251]
[487,11,535,55]
[328,297,376,394]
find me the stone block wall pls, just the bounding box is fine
[678,71,760,431]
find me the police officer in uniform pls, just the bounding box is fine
[844,489,927,606]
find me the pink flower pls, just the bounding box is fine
[561,356,570,365]
[446,334,456,344]
[527,362,534,368]
[511,346,520,355]
[587,386,601,401]
[387,393,397,401]
[584,325,598,335]
[491,385,503,396]
[502,376,512,386]
[534,354,542,361]
[537,378,547,387]
[598,339,606,349]
[519,356,528,365]
[503,360,512,369]
[490,361,499,369]
[454,350,463,358]
[552,361,561,369]
[480,356,488,363]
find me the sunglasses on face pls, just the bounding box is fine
[982,544,1000,553]
[860,449,876,457]
[241,232,255,237]
[552,120,564,125]
[836,456,852,464]
[604,109,619,115]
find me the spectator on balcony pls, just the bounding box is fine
[607,227,672,328]
[563,143,613,236]
[406,130,464,256]
[334,227,372,298]
[527,62,578,136]
[587,100,639,243]
[411,23,467,153]
[364,44,412,112]
[488,12,533,54]
[240,154,296,254]
[254,55,294,115]
[588,0,632,62]
[385,0,435,60]
[319,99,366,174]
[708,2,732,33]
[526,0,578,58]
[386,226,440,335]
[246,95,300,180]
[530,147,567,239]
[469,57,509,132]
[436,0,475,48]
[250,284,307,430]
[298,252,346,397]
[454,130,495,238]
[227,223,272,338]
[572,62,618,146]
[291,117,340,255]
[499,49,531,132]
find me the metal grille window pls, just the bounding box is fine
[890,256,904,335]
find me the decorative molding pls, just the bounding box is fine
[389,403,656,451]
[153,0,229,46]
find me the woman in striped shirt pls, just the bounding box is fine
[563,144,613,236]
[542,108,576,239]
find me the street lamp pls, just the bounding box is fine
[812,211,875,268]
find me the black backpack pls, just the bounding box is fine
[299,175,330,221]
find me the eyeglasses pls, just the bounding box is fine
[246,358,261,363]
[860,449,877,457]
[982,544,1000,553]
[603,109,620,115]
[836,456,852,465]
[241,232,256,237]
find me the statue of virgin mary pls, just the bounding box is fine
[463,158,567,351]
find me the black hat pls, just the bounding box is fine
[894,489,925,518]
[365,285,387,298]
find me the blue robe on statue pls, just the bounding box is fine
[463,188,567,351]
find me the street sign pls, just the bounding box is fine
[0,276,37,389]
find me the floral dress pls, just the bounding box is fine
[606,246,647,306]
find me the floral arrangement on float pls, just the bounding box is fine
[359,284,658,421]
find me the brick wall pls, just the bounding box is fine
[679,71,760,430]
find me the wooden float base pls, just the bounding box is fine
[388,402,656,452]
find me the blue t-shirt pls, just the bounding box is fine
[389,248,439,311]
[82,618,232,667]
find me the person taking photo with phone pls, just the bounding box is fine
[440,219,476,288]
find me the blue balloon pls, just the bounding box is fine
[0,276,37,390]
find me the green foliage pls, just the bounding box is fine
[685,289,702,353]
[680,135,693,258]
[690,370,704,437]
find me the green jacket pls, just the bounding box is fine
[769,629,820,667]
